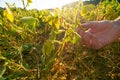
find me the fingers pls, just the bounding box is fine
[82,31,93,48]
[76,27,91,46]
[81,21,101,33]
[77,21,113,49]
[81,21,98,29]
[114,37,120,42]
[77,27,96,48]
[76,27,85,38]
[77,25,103,49]
[82,31,103,49]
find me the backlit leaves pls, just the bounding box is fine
[27,0,32,6]
[65,28,81,44]
[3,3,14,22]
[81,4,95,16]
[20,16,38,31]
[54,18,60,29]
[27,0,32,3]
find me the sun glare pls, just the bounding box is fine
[27,0,79,10]
[0,0,79,10]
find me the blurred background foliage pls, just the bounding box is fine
[0,0,120,80]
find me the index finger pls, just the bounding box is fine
[81,21,98,29]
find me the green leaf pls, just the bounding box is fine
[20,17,38,31]
[73,31,81,44]
[42,40,55,55]
[49,30,57,40]
[0,66,6,78]
[0,77,6,80]
[9,26,17,35]
[22,43,32,52]
[0,28,2,33]
[65,28,81,44]
[0,19,2,25]
[24,63,30,69]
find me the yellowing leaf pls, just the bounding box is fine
[28,0,32,3]
[55,19,60,29]
[7,13,14,22]
[3,10,7,17]
[16,27,23,34]
[5,3,14,22]
[81,6,87,16]
[81,4,95,16]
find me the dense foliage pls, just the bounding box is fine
[0,0,120,80]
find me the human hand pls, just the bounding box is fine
[77,20,120,49]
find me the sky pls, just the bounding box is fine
[0,0,85,10]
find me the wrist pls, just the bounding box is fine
[113,17,120,30]
[112,17,120,41]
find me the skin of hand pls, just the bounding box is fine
[77,20,120,49]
